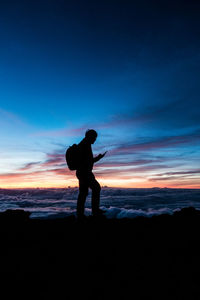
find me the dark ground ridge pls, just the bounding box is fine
[1,207,200,299]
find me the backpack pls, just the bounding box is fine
[65,144,80,170]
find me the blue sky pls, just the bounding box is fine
[0,0,200,188]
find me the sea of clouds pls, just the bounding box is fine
[0,187,200,219]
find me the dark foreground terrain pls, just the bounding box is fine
[1,207,200,299]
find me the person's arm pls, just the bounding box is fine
[93,151,107,163]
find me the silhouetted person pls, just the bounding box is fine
[76,129,107,218]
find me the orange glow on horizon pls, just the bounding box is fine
[0,169,199,189]
[0,176,199,189]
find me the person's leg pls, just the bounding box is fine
[89,173,101,216]
[77,188,88,218]
[76,173,89,218]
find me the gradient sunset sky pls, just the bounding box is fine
[0,0,200,188]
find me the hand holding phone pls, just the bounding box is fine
[98,151,107,159]
[102,151,107,157]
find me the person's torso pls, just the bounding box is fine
[77,138,93,171]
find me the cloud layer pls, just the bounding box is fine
[0,187,199,219]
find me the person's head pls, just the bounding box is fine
[85,129,97,144]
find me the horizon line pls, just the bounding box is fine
[0,186,199,190]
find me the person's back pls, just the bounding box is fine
[76,129,107,218]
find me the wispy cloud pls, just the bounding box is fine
[95,163,179,177]
[148,168,200,184]
[31,95,200,142]
[19,162,41,171]
[155,169,200,177]
[40,153,65,168]
[0,170,46,180]
[109,130,200,155]
[96,158,166,168]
